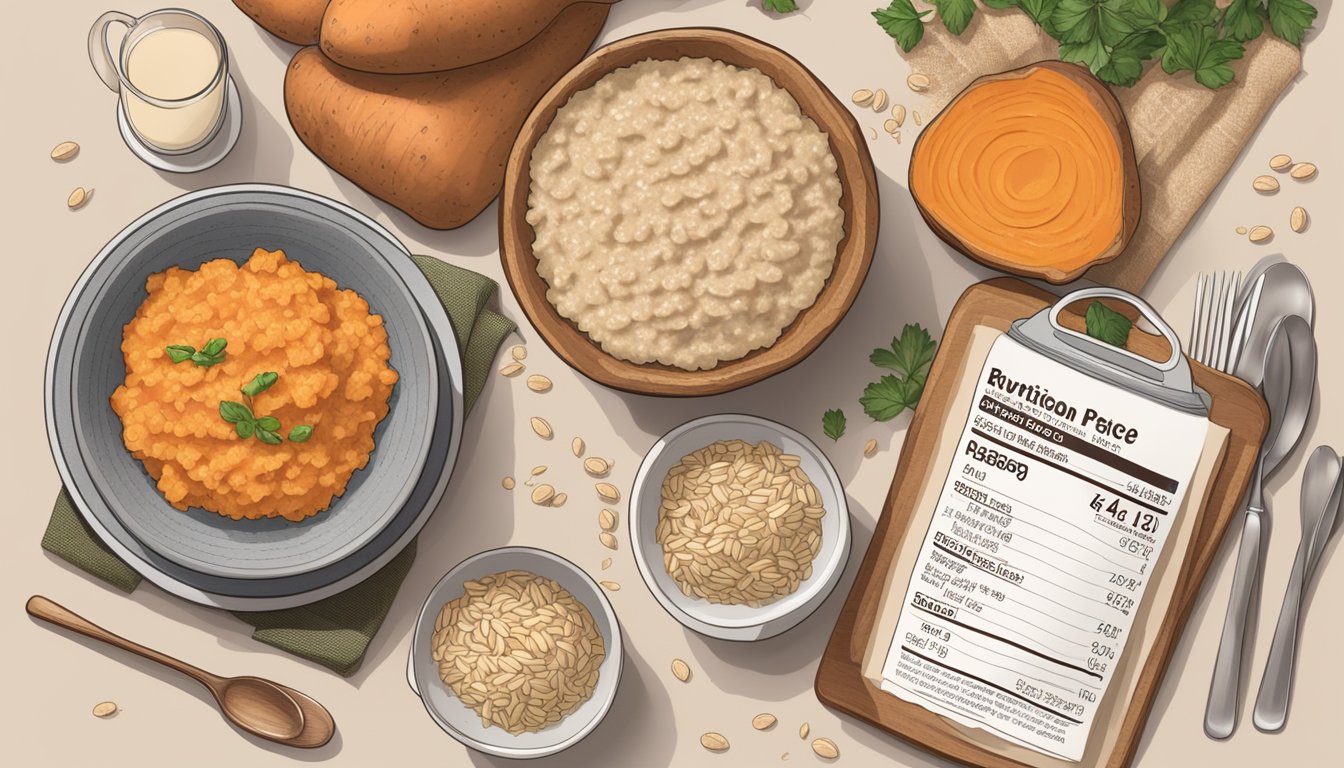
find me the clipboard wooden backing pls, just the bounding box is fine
[815,278,1268,768]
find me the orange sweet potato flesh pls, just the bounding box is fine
[909,62,1140,284]
[284,4,608,230]
[232,0,328,46]
[319,0,614,74]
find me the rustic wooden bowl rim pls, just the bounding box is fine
[500,27,879,397]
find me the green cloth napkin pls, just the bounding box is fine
[41,256,515,677]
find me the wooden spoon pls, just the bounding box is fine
[25,596,334,748]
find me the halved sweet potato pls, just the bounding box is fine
[285,3,608,229]
[232,0,328,46]
[319,0,617,74]
[909,61,1141,284]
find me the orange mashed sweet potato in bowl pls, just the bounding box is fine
[110,247,400,522]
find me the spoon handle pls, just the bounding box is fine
[26,595,217,686]
[1205,507,1263,739]
[1252,543,1309,732]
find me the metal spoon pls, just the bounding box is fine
[1205,315,1317,739]
[1229,261,1314,385]
[26,596,334,748]
[1253,446,1344,731]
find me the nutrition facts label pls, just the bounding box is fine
[880,335,1208,761]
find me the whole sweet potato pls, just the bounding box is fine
[319,0,616,74]
[285,4,608,230]
[232,0,328,45]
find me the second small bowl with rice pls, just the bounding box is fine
[629,414,851,641]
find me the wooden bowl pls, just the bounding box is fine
[910,61,1141,284]
[500,28,879,397]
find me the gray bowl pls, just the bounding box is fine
[49,184,438,582]
[409,547,623,759]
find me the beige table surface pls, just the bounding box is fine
[1,1,1339,765]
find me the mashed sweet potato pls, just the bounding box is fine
[109,248,399,522]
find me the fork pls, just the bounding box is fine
[1188,271,1243,371]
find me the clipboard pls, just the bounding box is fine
[816,278,1268,768]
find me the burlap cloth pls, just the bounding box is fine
[902,6,1302,291]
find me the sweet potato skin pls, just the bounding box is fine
[320,0,610,74]
[232,0,328,45]
[285,4,608,230]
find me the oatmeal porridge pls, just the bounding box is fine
[525,56,845,371]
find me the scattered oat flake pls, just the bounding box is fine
[851,89,874,107]
[92,701,118,718]
[864,438,878,458]
[531,465,547,476]
[527,374,552,393]
[601,557,612,570]
[799,722,810,739]
[811,737,840,759]
[1269,154,1293,171]
[51,141,79,161]
[1235,226,1248,235]
[891,104,906,127]
[893,131,901,144]
[67,186,91,209]
[502,476,515,490]
[907,73,931,92]
[511,345,527,361]
[584,457,612,477]
[913,110,922,126]
[498,361,525,377]
[595,483,620,503]
[572,437,585,457]
[599,508,618,532]
[753,713,778,730]
[883,118,899,134]
[599,580,620,591]
[1252,175,1280,193]
[871,88,888,112]
[552,492,568,507]
[599,531,618,550]
[1248,225,1274,244]
[866,126,877,140]
[700,732,729,752]
[672,658,691,682]
[531,484,555,505]
[1290,206,1308,233]
[1290,162,1317,181]
[530,417,553,439]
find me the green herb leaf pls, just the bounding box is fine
[1018,0,1062,34]
[1120,0,1166,27]
[191,351,224,367]
[933,0,978,34]
[1094,29,1166,85]
[165,345,195,363]
[289,425,314,443]
[982,0,1019,9]
[200,338,228,357]
[1223,0,1266,40]
[822,409,847,441]
[257,415,281,432]
[1084,301,1133,347]
[870,324,938,383]
[256,429,283,445]
[1162,0,1219,28]
[1267,0,1317,46]
[1052,0,1137,47]
[762,0,799,11]
[235,420,255,439]
[874,0,933,52]
[861,375,925,422]
[1161,21,1244,89]
[219,400,254,424]
[1059,35,1112,71]
[241,371,279,397]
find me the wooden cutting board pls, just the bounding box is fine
[815,278,1268,768]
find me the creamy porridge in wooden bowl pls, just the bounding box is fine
[501,29,879,396]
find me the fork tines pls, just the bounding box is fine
[1188,270,1242,373]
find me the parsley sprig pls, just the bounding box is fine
[1084,301,1134,347]
[218,371,313,445]
[860,324,939,422]
[165,337,227,367]
[872,0,1317,88]
[822,409,848,440]
[762,0,800,11]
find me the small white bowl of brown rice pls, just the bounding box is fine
[629,414,851,641]
[408,547,623,758]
